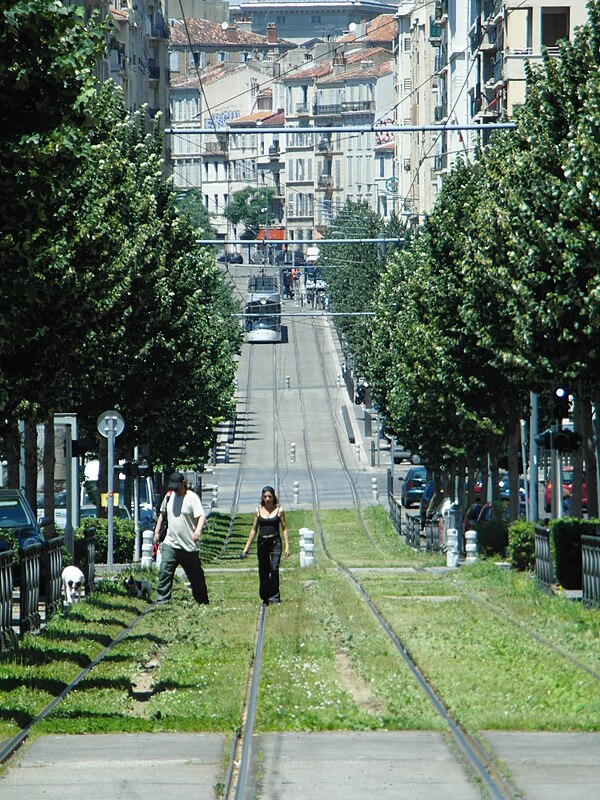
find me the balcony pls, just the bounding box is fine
[148,64,160,81]
[296,103,309,115]
[433,104,448,122]
[434,0,448,23]
[429,18,442,42]
[313,103,342,116]
[268,144,280,158]
[318,175,333,190]
[341,100,373,113]
[433,153,447,172]
[317,139,333,153]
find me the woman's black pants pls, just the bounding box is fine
[257,535,282,603]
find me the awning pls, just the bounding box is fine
[256,229,285,241]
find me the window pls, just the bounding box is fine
[170,51,179,72]
[217,51,229,63]
[276,15,286,23]
[541,8,569,48]
[379,157,385,178]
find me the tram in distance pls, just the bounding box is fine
[244,274,282,343]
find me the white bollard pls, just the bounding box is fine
[290,442,296,463]
[355,443,361,461]
[141,529,154,569]
[299,527,308,567]
[465,529,478,564]
[286,375,291,389]
[446,528,459,568]
[337,374,341,388]
[212,486,218,509]
[224,443,230,463]
[371,477,378,501]
[303,529,315,567]
[293,481,300,505]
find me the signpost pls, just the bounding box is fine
[97,410,125,569]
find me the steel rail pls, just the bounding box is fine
[0,603,155,766]
[231,605,267,800]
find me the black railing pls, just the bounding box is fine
[387,471,402,536]
[423,521,440,552]
[20,543,42,635]
[0,550,14,652]
[83,528,96,595]
[342,364,354,402]
[405,514,421,549]
[342,100,373,113]
[534,525,553,590]
[44,536,64,620]
[582,534,600,608]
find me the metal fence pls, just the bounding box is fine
[387,470,402,536]
[582,534,600,608]
[0,550,15,651]
[534,525,554,590]
[405,514,421,549]
[0,532,96,653]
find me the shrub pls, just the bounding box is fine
[551,518,600,589]
[508,519,536,571]
[74,517,136,565]
[475,505,508,557]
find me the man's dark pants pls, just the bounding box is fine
[156,543,209,604]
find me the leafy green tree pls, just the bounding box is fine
[224,186,277,239]
[176,189,217,239]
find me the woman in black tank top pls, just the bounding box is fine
[241,486,290,606]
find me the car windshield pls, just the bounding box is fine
[0,498,30,528]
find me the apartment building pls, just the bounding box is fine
[73,1,170,125]
[399,0,589,222]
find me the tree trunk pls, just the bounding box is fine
[571,396,585,518]
[586,396,599,518]
[24,418,37,511]
[43,416,56,532]
[97,435,108,518]
[507,417,520,521]
[466,454,477,506]
[5,419,20,488]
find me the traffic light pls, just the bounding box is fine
[553,429,582,452]
[534,429,552,450]
[551,384,570,421]
[72,438,93,457]
[354,383,365,405]
[137,462,151,478]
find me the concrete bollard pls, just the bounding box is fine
[290,442,296,463]
[141,529,154,569]
[355,443,361,461]
[369,440,375,466]
[299,527,308,567]
[302,529,315,567]
[293,481,300,505]
[337,374,341,388]
[465,529,478,564]
[212,486,218,509]
[446,528,459,568]
[371,477,378,501]
[286,375,290,389]
[224,443,230,463]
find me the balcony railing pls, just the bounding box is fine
[313,103,342,116]
[296,103,309,114]
[268,144,280,157]
[318,175,333,189]
[433,104,448,122]
[317,139,333,153]
[342,100,373,113]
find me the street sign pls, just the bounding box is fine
[97,410,125,438]
[96,410,125,569]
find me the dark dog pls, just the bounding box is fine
[124,575,153,602]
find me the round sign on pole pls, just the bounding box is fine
[97,410,125,438]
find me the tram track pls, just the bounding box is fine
[287,314,518,800]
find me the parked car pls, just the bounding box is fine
[462,502,482,537]
[392,441,421,465]
[217,251,243,264]
[544,468,586,513]
[400,466,428,508]
[80,504,132,521]
[419,480,444,524]
[0,488,52,551]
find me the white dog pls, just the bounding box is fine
[62,565,85,605]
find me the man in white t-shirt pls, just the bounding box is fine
[153,472,209,604]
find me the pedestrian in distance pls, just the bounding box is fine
[240,486,289,606]
[153,472,209,605]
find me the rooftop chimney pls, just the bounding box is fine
[266,22,277,44]
[226,24,236,43]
